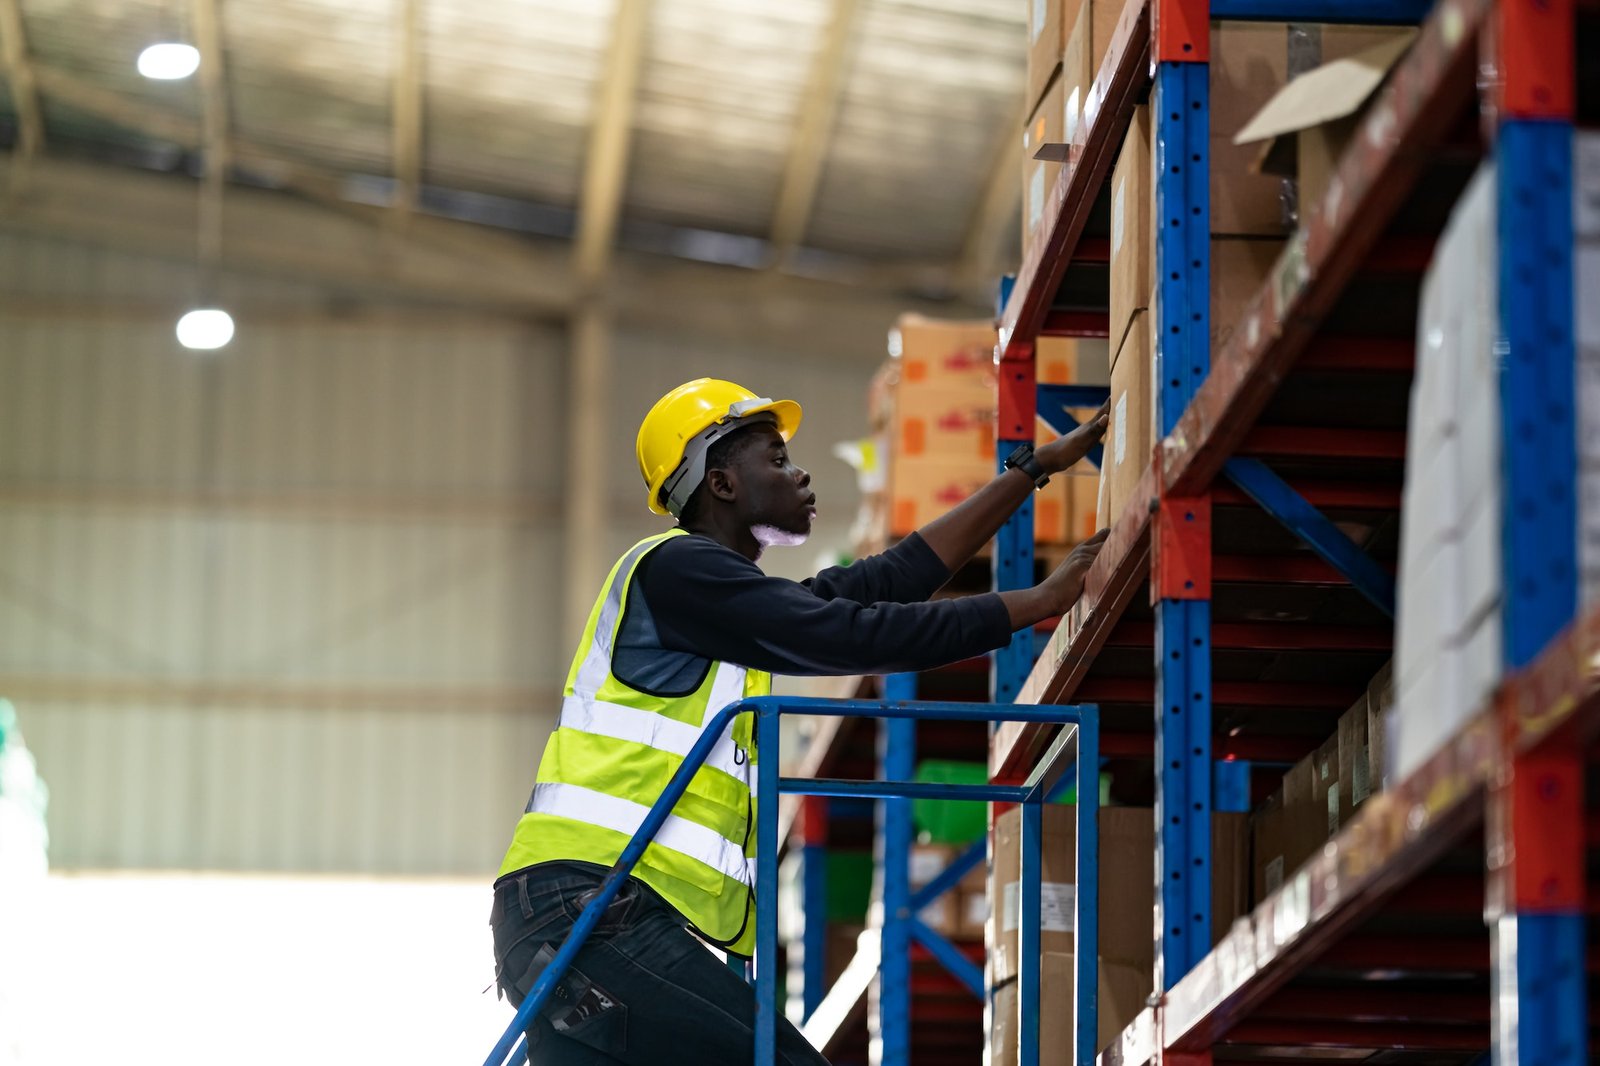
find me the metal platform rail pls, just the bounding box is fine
[989,0,1586,1063]
[480,695,1102,1066]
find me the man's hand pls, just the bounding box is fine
[1034,401,1109,476]
[1001,528,1110,628]
[1038,528,1110,613]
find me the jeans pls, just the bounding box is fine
[490,862,832,1065]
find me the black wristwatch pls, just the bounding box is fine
[1004,442,1050,489]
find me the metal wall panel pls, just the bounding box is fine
[0,232,568,875]
[0,230,887,875]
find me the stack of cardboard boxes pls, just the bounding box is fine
[1252,661,1393,899]
[864,314,1105,549]
[986,805,1248,1063]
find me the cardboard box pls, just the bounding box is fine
[911,844,961,936]
[990,805,1154,985]
[889,453,1072,544]
[1234,31,1415,224]
[990,804,1249,983]
[957,884,989,941]
[1251,790,1288,901]
[1099,309,1152,531]
[1210,21,1292,236]
[1067,471,1100,541]
[1211,812,1250,944]
[1211,237,1285,364]
[1254,736,1345,900]
[1023,73,1068,267]
[989,953,1144,1064]
[890,315,998,390]
[1366,659,1393,796]
[1061,0,1131,151]
[1027,0,1085,117]
[1037,335,1111,387]
[893,384,997,462]
[1110,104,1153,350]
[1338,695,1373,813]
[1310,731,1342,839]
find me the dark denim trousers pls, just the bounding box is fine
[490,861,832,1065]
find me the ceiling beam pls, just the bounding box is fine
[0,0,44,166]
[767,0,858,268]
[956,92,1029,299]
[191,0,229,269]
[572,0,649,290]
[0,155,576,315]
[391,0,423,216]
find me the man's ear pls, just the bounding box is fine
[704,466,737,503]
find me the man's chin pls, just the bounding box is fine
[751,523,811,549]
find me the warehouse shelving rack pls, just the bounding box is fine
[990,1,1594,1065]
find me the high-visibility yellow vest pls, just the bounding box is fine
[499,529,769,955]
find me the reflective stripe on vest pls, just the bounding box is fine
[530,782,756,887]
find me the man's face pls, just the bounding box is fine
[729,425,815,544]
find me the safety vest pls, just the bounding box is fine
[499,529,769,955]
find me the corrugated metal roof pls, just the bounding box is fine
[1,0,1028,270]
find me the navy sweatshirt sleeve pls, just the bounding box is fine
[635,534,1014,677]
[802,532,954,606]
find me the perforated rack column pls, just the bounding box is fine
[1483,2,1587,1064]
[1151,0,1215,996]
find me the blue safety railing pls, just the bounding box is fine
[481,695,1099,1066]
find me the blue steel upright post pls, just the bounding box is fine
[1483,3,1587,1065]
[874,672,917,1066]
[1151,0,1215,998]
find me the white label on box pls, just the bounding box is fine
[1265,856,1284,894]
[1114,392,1128,465]
[910,850,943,887]
[1031,0,1047,39]
[1352,743,1371,806]
[1041,882,1076,932]
[1028,165,1046,234]
[1066,87,1082,146]
[1327,784,1340,835]
[1112,176,1126,257]
[965,892,987,926]
[1001,880,1076,933]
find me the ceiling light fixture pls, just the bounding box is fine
[137,43,200,80]
[176,309,234,350]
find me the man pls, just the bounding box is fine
[491,377,1108,1064]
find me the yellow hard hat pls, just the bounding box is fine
[637,378,802,516]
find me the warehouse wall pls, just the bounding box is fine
[0,229,897,875]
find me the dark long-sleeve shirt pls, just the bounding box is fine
[609,531,1013,692]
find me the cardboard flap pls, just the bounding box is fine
[1033,142,1072,163]
[1233,30,1416,147]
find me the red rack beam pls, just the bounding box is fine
[1254,988,1491,1024]
[1225,1021,1487,1051]
[1105,621,1392,651]
[998,0,1150,357]
[1161,0,1488,497]
[1239,427,1408,460]
[1212,555,1354,585]
[1079,678,1363,709]
[1040,310,1112,338]
[1102,732,1321,762]
[1297,336,1416,374]
[1212,481,1402,510]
